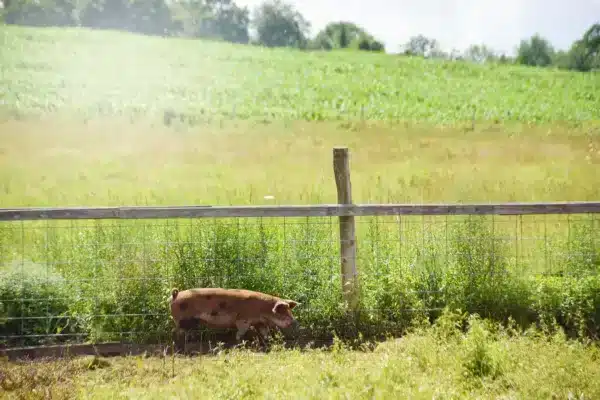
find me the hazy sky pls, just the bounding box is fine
[236,0,600,55]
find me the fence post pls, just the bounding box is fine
[333,147,358,311]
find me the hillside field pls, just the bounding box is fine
[1,25,600,124]
[1,24,600,398]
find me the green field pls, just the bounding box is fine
[1,25,600,124]
[1,24,600,398]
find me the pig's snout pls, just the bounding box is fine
[291,319,300,330]
[281,318,301,337]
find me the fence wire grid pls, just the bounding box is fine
[1,211,599,348]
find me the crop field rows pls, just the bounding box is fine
[1,26,600,124]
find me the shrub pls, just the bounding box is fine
[461,314,506,382]
[444,216,533,325]
[0,260,78,347]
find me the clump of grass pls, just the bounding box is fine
[461,314,506,382]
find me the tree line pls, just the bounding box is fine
[1,0,598,71]
[0,0,384,51]
[403,27,600,72]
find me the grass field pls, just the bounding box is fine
[0,24,600,397]
[2,312,600,399]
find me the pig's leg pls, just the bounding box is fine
[255,322,271,349]
[235,320,251,341]
[175,318,201,354]
[256,323,270,341]
[172,326,185,353]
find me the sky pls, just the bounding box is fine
[236,0,600,55]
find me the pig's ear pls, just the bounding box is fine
[272,301,289,314]
[286,300,300,309]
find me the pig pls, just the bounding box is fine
[169,287,301,346]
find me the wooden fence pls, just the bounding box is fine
[2,147,600,312]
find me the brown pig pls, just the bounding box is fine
[169,287,301,343]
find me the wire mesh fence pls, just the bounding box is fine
[1,208,599,349]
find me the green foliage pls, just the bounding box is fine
[445,217,527,320]
[250,0,310,48]
[1,0,250,43]
[2,0,77,27]
[310,21,384,52]
[461,315,505,381]
[463,44,498,64]
[564,217,600,276]
[354,35,384,52]
[516,33,555,67]
[80,0,175,36]
[402,34,442,57]
[581,23,600,59]
[551,23,600,72]
[0,260,77,347]
[170,0,250,44]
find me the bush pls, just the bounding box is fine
[444,216,533,325]
[0,260,79,347]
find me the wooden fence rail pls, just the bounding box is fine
[2,202,600,221]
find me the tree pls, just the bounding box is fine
[561,40,599,72]
[79,0,130,31]
[338,23,349,48]
[355,35,384,52]
[402,35,441,58]
[129,0,174,35]
[209,0,249,43]
[171,0,249,43]
[80,0,175,35]
[562,23,600,72]
[251,0,310,49]
[581,23,600,55]
[310,21,384,52]
[312,21,361,50]
[463,44,497,64]
[516,33,554,67]
[3,0,77,27]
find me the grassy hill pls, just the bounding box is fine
[1,25,599,124]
